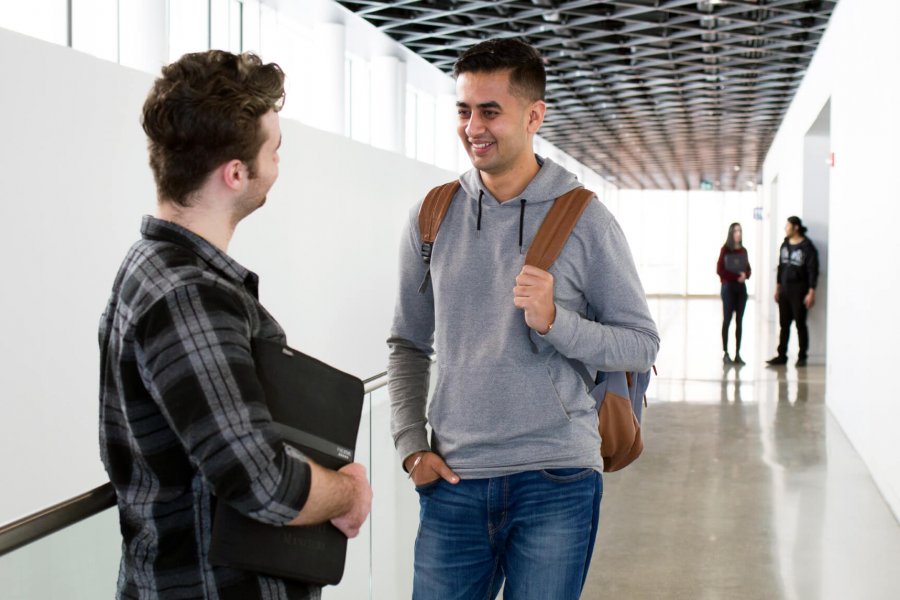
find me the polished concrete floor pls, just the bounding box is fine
[584,298,900,600]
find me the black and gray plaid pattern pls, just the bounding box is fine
[99,216,318,600]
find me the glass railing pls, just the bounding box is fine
[0,501,119,598]
[325,376,418,600]
[0,373,419,599]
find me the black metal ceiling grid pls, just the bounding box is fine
[337,0,837,190]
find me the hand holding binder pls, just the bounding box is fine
[329,462,372,538]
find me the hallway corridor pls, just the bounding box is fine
[584,298,900,600]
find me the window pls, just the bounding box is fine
[118,0,167,73]
[614,189,760,296]
[415,90,435,164]
[241,0,261,54]
[0,0,67,46]
[0,0,610,187]
[71,0,117,62]
[348,55,371,144]
[210,0,242,53]
[169,0,209,61]
[640,191,688,295]
[433,92,458,171]
[257,6,310,122]
[405,87,417,160]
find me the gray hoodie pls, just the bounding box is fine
[387,157,660,478]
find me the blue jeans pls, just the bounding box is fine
[412,469,603,600]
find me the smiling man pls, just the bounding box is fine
[387,39,659,599]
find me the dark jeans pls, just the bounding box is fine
[412,469,602,600]
[777,284,809,359]
[721,281,748,354]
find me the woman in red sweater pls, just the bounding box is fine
[717,223,751,365]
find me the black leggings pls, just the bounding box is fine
[721,282,748,354]
[777,284,810,359]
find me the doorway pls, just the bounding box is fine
[802,99,831,364]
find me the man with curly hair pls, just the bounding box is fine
[99,50,371,600]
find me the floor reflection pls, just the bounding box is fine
[764,365,826,600]
[583,298,900,600]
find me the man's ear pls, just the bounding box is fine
[527,99,546,134]
[221,159,247,191]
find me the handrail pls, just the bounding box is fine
[363,370,388,394]
[0,483,116,557]
[0,371,391,558]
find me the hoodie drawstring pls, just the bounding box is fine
[474,192,527,251]
[476,190,484,232]
[519,199,527,253]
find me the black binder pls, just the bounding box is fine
[209,339,365,586]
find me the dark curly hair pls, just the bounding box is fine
[142,50,285,206]
[453,38,546,102]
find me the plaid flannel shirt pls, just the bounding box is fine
[99,216,317,600]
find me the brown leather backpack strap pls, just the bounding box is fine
[524,187,595,270]
[418,180,461,263]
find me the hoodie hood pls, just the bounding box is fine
[459,155,583,206]
[458,155,584,251]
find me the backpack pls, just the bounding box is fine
[418,180,653,472]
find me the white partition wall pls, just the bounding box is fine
[762,0,900,520]
[0,26,454,527]
[0,27,155,526]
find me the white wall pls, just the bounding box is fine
[761,0,900,520]
[0,26,454,525]
[802,102,831,364]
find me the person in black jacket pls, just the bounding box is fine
[717,223,751,365]
[766,216,819,367]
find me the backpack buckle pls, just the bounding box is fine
[420,241,433,264]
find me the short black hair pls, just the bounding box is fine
[787,216,808,236]
[453,38,546,101]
